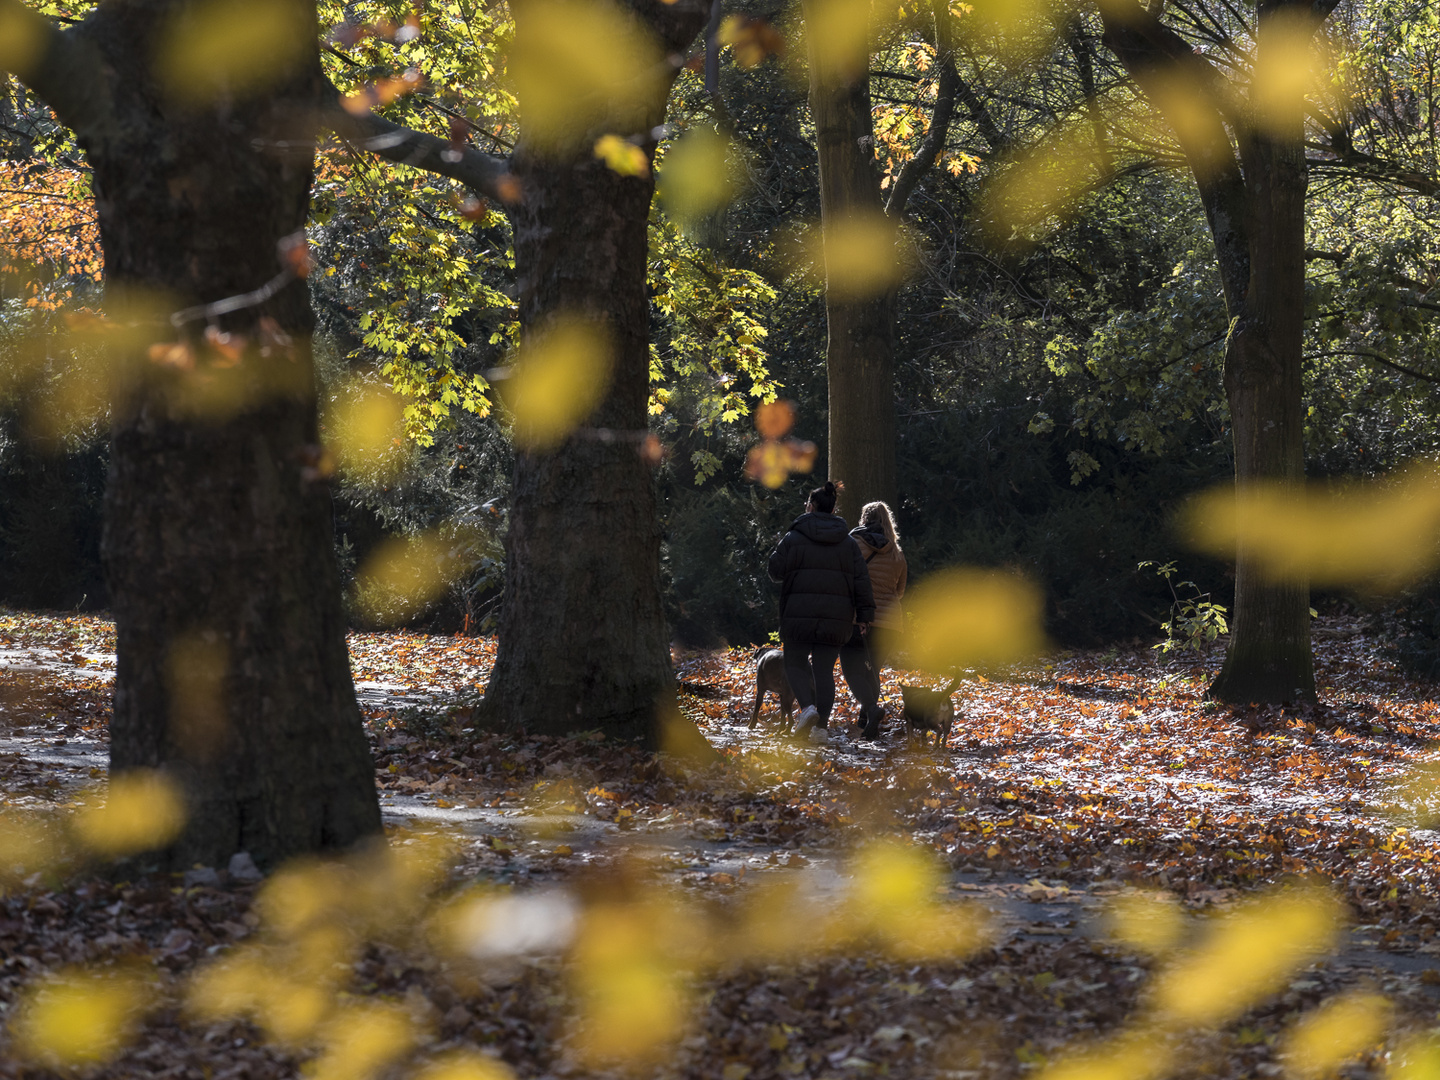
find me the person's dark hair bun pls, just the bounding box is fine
[807,480,840,514]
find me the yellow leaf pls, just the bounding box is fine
[593,134,650,178]
[158,0,311,104]
[496,314,614,451]
[1182,464,1440,590]
[12,969,147,1066]
[906,567,1045,673]
[1150,887,1342,1027]
[73,770,186,857]
[508,0,664,152]
[658,129,739,227]
[1281,992,1389,1078]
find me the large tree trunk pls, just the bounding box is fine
[1207,130,1316,703]
[481,0,710,744]
[79,1,381,868]
[484,148,672,741]
[804,0,897,519]
[1100,0,1321,705]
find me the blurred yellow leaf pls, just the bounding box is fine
[257,860,351,938]
[311,1003,416,1080]
[718,14,786,69]
[572,901,690,1064]
[1037,1032,1172,1080]
[353,529,469,625]
[1134,69,1229,174]
[1182,466,1440,590]
[158,0,311,103]
[325,380,409,484]
[416,1051,518,1080]
[12,969,147,1066]
[1150,887,1342,1027]
[1282,992,1389,1078]
[805,212,906,300]
[508,0,664,151]
[906,567,1045,673]
[658,129,739,227]
[1388,1034,1440,1080]
[1253,8,1320,137]
[805,0,875,83]
[745,438,818,488]
[74,770,186,857]
[257,978,334,1044]
[1107,892,1186,956]
[594,134,650,177]
[187,951,270,1021]
[755,400,796,440]
[841,842,989,958]
[978,129,1105,245]
[497,316,614,451]
[0,6,46,81]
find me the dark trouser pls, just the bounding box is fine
[840,626,882,728]
[782,639,838,725]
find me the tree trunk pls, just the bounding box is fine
[1099,0,1321,705]
[481,0,710,744]
[80,2,381,869]
[483,148,672,741]
[804,0,897,520]
[1207,128,1316,703]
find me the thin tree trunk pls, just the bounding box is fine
[75,1,381,868]
[1208,129,1315,702]
[804,0,896,519]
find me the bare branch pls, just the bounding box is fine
[1307,349,1440,384]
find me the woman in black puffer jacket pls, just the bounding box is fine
[767,481,875,742]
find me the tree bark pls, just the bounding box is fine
[480,0,710,743]
[804,0,896,520]
[1207,30,1315,703]
[61,0,381,868]
[1101,0,1320,704]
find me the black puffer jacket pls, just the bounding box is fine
[767,512,876,646]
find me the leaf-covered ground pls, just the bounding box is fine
[2,609,1440,1079]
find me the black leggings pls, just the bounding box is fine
[839,626,881,713]
[782,639,838,724]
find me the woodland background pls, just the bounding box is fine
[2,0,1436,657]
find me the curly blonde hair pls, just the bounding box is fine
[858,501,901,552]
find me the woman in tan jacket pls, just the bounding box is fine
[841,501,907,739]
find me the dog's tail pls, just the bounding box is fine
[939,675,959,695]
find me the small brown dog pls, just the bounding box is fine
[900,677,958,746]
[751,646,802,727]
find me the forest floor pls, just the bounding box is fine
[2,609,1440,1079]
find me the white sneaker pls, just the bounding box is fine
[791,705,819,736]
[807,724,830,745]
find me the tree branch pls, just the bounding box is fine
[1307,143,1440,199]
[321,82,512,202]
[885,0,958,218]
[1098,0,1251,313]
[0,0,111,138]
[1307,348,1440,384]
